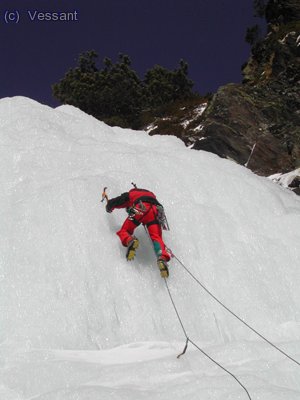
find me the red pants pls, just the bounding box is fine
[116,205,170,261]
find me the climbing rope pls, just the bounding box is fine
[171,252,300,368]
[164,277,252,400]
[143,225,298,397]
[143,225,251,399]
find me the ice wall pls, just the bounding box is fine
[1,97,300,352]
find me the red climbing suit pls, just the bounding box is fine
[106,188,170,261]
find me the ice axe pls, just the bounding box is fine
[101,187,108,204]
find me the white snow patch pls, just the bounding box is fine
[193,124,204,132]
[181,118,194,128]
[194,103,207,116]
[279,31,297,45]
[145,123,158,133]
[269,168,300,188]
[181,103,207,129]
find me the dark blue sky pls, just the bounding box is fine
[0,0,263,107]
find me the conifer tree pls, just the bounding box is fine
[144,60,194,107]
[53,52,195,126]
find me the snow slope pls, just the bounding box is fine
[1,97,300,399]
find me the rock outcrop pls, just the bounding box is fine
[145,0,300,176]
[193,0,300,175]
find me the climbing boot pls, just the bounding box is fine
[157,257,169,278]
[126,237,139,261]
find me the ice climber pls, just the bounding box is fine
[105,186,170,277]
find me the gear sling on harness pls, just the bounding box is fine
[130,196,169,231]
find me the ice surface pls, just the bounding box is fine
[1,97,300,399]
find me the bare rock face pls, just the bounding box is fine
[192,84,297,174]
[145,1,300,176]
[193,0,300,175]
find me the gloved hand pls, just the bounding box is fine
[106,204,112,213]
[126,207,134,215]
